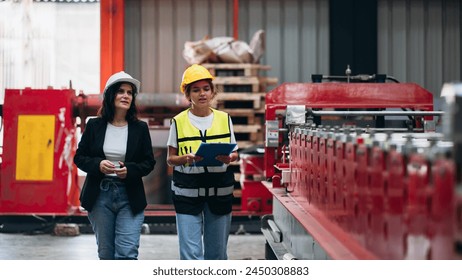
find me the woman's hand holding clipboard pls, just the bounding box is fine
[194,143,237,166]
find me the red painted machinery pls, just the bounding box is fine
[0,88,81,215]
[261,77,462,259]
[239,146,272,214]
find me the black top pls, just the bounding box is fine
[74,117,155,214]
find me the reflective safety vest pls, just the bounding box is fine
[176,108,231,156]
[171,108,235,193]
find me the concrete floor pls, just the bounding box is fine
[0,232,266,260]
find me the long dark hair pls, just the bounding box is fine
[97,81,139,123]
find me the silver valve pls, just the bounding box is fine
[345,65,352,83]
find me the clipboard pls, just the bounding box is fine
[194,142,237,166]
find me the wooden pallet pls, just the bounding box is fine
[214,76,260,93]
[234,124,263,142]
[200,63,275,150]
[236,140,264,150]
[228,109,264,125]
[234,124,261,133]
[214,92,265,109]
[258,76,279,92]
[202,63,271,77]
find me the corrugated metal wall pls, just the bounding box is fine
[124,0,330,93]
[377,0,461,109]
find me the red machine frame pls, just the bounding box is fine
[264,82,434,181]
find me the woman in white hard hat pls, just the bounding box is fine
[74,71,155,260]
[166,64,239,260]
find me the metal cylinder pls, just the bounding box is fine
[73,92,190,119]
[136,92,190,107]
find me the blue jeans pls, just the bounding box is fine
[88,178,144,260]
[176,203,232,260]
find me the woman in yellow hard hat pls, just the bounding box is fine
[74,71,155,260]
[166,64,239,260]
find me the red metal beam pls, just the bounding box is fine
[266,83,434,111]
[100,0,125,93]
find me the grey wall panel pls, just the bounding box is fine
[125,0,329,93]
[378,0,461,111]
[408,0,425,84]
[318,0,329,77]
[391,0,407,81]
[140,0,157,92]
[242,0,329,83]
[283,0,300,82]
[175,0,194,89]
[192,0,211,39]
[264,0,284,81]
[378,0,390,73]
[158,0,175,92]
[426,0,443,97]
[443,0,461,82]
[125,0,142,83]
[246,0,265,42]
[210,0,229,37]
[238,0,250,40]
[301,0,318,81]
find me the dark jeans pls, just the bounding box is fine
[88,177,144,260]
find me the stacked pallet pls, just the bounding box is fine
[202,63,278,150]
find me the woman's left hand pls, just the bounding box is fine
[216,154,231,164]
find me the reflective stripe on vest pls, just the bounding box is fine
[173,108,231,174]
[173,165,231,174]
[174,108,231,156]
[171,185,234,197]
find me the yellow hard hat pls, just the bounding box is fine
[180,64,214,93]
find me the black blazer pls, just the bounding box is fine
[74,117,155,214]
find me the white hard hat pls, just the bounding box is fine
[104,71,141,93]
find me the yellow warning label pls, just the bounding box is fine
[16,115,55,181]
